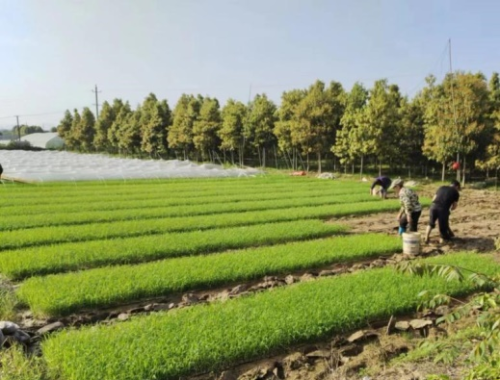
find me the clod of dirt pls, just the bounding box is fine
[238,361,277,380]
[182,293,199,304]
[218,370,238,380]
[409,319,433,330]
[347,330,379,343]
[282,352,307,372]
[284,275,296,285]
[36,321,64,335]
[340,343,364,357]
[305,349,331,359]
[229,284,248,296]
[117,313,130,321]
[395,321,410,331]
[299,273,315,282]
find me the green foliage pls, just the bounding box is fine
[107,100,129,152]
[167,94,200,159]
[140,94,171,156]
[18,233,401,317]
[219,99,247,165]
[42,253,499,380]
[0,281,17,321]
[245,94,277,166]
[0,347,48,380]
[333,82,368,168]
[93,101,115,151]
[398,258,500,379]
[193,97,221,161]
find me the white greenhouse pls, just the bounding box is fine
[20,132,65,150]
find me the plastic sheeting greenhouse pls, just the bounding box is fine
[0,151,262,182]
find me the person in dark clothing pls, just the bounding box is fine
[370,176,392,199]
[424,180,461,244]
[0,163,3,179]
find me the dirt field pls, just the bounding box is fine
[339,187,499,255]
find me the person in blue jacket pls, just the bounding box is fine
[370,176,392,199]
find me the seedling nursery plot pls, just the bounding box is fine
[0,176,441,379]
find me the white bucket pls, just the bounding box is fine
[402,232,421,255]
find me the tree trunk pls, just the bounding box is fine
[306,153,310,172]
[274,145,278,169]
[441,161,446,182]
[257,147,262,167]
[378,160,382,176]
[360,155,364,177]
[352,162,355,175]
[317,152,322,173]
[456,153,460,181]
[462,156,466,185]
[262,147,266,168]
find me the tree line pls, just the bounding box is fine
[56,72,500,181]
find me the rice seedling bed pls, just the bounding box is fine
[42,253,499,380]
[18,233,402,316]
[0,193,381,231]
[0,200,401,250]
[1,186,368,216]
[0,220,347,279]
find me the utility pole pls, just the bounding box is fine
[92,84,101,119]
[16,115,20,141]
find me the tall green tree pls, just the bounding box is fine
[93,101,115,152]
[332,82,368,173]
[219,99,247,166]
[64,109,81,150]
[397,96,426,176]
[245,94,277,167]
[168,94,201,160]
[193,97,221,162]
[476,72,500,177]
[119,108,142,155]
[73,107,96,152]
[291,80,344,172]
[424,72,492,182]
[108,102,132,153]
[140,94,171,156]
[57,110,73,139]
[274,89,306,170]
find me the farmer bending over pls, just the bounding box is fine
[391,179,422,235]
[370,176,392,199]
[424,180,461,244]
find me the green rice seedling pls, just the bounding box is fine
[1,186,368,217]
[0,193,382,231]
[0,220,347,279]
[0,199,401,250]
[18,233,402,316]
[42,253,500,380]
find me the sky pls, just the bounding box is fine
[1,0,500,129]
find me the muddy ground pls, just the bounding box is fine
[338,187,500,254]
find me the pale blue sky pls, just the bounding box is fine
[1,0,499,129]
